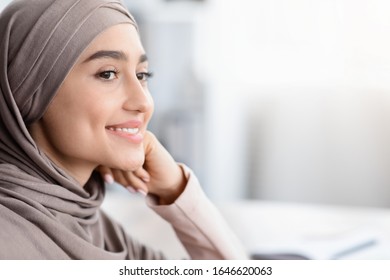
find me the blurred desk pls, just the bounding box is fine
[102,187,390,259]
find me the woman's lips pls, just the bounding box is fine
[106,120,143,144]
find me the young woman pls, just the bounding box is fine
[0,0,247,259]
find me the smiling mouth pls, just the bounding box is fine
[107,127,140,135]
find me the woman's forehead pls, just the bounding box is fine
[80,24,143,59]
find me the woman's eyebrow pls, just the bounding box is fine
[139,54,148,63]
[83,50,128,63]
[83,50,148,64]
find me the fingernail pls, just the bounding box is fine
[142,177,150,183]
[104,174,114,184]
[138,189,147,196]
[126,186,137,194]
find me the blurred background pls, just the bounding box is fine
[125,0,390,207]
[2,0,390,207]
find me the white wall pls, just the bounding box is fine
[195,0,390,89]
[193,0,390,206]
[247,87,390,207]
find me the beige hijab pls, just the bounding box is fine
[0,0,163,259]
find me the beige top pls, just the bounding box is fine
[148,165,248,259]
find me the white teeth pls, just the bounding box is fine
[109,127,139,135]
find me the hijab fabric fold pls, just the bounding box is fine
[0,0,159,259]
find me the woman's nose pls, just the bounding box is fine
[123,78,153,113]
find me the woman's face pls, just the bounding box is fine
[29,24,154,185]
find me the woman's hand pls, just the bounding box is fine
[98,131,186,205]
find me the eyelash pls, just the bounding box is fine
[136,72,153,82]
[98,70,118,81]
[97,70,153,82]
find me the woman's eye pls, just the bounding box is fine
[136,72,153,82]
[98,70,117,80]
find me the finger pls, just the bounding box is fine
[121,170,149,195]
[111,169,128,187]
[109,170,140,194]
[133,167,150,183]
[110,169,148,194]
[97,166,114,184]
